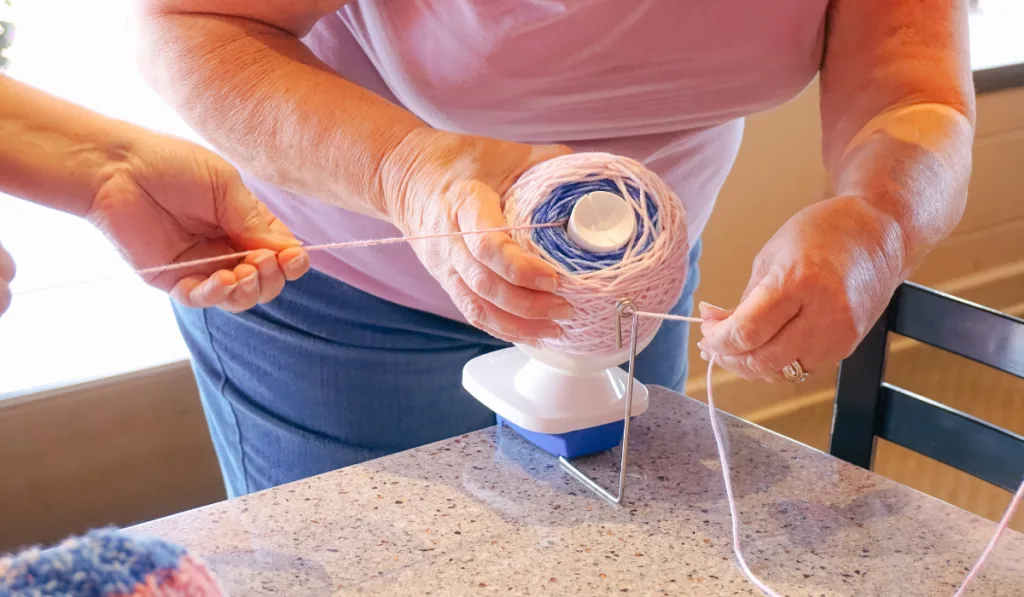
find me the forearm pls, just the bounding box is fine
[819,0,975,281]
[830,103,974,279]
[0,75,135,217]
[134,10,426,219]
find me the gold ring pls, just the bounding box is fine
[781,360,809,383]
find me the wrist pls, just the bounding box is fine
[375,125,437,224]
[85,122,146,217]
[839,194,915,283]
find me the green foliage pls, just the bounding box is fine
[0,0,11,71]
[0,21,11,71]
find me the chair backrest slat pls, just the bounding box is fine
[879,384,1024,492]
[831,315,890,469]
[892,283,1024,379]
[831,282,1024,491]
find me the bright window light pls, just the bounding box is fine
[970,0,1024,71]
[0,0,201,398]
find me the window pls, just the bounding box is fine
[969,0,1024,71]
[0,0,198,397]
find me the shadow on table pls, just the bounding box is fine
[363,395,794,527]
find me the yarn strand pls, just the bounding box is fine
[704,354,784,597]
[11,222,562,297]
[631,310,703,324]
[635,311,1022,597]
[952,477,1024,597]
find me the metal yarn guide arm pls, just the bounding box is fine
[558,298,639,507]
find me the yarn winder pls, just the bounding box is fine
[460,154,687,505]
[462,188,656,457]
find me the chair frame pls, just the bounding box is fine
[830,281,1024,492]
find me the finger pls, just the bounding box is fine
[277,247,310,282]
[706,309,835,382]
[494,143,574,195]
[148,239,241,293]
[443,270,562,341]
[702,327,797,382]
[521,143,574,173]
[698,302,732,338]
[219,263,261,313]
[0,243,14,316]
[698,302,730,322]
[475,318,543,349]
[733,305,850,381]
[0,242,14,282]
[455,180,561,293]
[172,270,239,309]
[0,280,11,317]
[218,179,303,252]
[711,346,797,383]
[246,250,286,305]
[700,267,766,339]
[702,271,800,357]
[451,243,572,321]
[697,339,760,382]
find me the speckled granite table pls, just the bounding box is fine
[136,387,1023,596]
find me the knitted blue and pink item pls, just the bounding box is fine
[0,528,224,597]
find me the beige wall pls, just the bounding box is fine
[0,364,223,551]
[2,83,1022,551]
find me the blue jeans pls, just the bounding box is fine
[173,240,702,498]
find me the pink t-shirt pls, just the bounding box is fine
[242,1,829,322]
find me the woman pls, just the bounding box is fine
[133,1,975,497]
[0,74,310,319]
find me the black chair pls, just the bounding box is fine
[830,281,1024,492]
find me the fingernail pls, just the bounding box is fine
[241,273,258,292]
[255,254,277,275]
[212,281,238,295]
[700,351,709,361]
[285,253,308,274]
[536,276,557,292]
[696,340,706,352]
[542,327,562,339]
[550,305,574,320]
[698,301,710,317]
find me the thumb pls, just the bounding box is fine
[218,180,302,252]
[524,143,573,170]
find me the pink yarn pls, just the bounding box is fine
[502,152,690,356]
[698,350,1022,597]
[952,478,1024,596]
[12,222,561,297]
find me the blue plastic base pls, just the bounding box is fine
[498,416,628,459]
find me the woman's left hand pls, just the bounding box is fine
[86,133,311,312]
[696,194,906,381]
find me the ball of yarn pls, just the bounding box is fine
[502,152,689,356]
[0,527,224,597]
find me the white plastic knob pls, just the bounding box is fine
[566,191,636,253]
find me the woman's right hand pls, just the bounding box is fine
[379,128,575,344]
[0,241,13,318]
